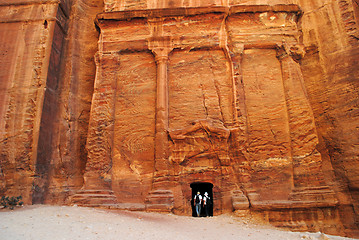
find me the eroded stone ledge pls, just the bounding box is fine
[96,4,301,22]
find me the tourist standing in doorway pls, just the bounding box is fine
[203,192,211,217]
[194,191,202,217]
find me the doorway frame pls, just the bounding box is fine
[190,182,213,217]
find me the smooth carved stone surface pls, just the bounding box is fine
[112,52,156,203]
[242,48,293,201]
[168,50,233,129]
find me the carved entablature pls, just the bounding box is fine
[168,120,231,168]
[95,5,302,54]
[103,1,300,12]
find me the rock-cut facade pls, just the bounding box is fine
[1,0,359,237]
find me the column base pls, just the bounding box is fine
[145,189,174,212]
[232,190,250,210]
[69,189,119,208]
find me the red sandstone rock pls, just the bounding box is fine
[0,0,359,238]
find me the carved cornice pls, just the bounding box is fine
[97,4,302,54]
[0,0,60,6]
[96,4,302,23]
[0,2,59,23]
[97,6,228,22]
[229,4,301,15]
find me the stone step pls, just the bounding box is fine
[145,189,174,212]
[71,194,117,199]
[70,189,118,207]
[72,197,118,205]
[149,190,174,195]
[289,186,338,203]
[145,203,173,212]
[232,190,249,210]
[75,189,115,195]
[73,203,146,211]
[76,203,118,208]
[116,203,146,211]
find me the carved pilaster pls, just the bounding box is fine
[225,42,251,185]
[276,44,326,188]
[151,46,173,177]
[227,43,246,127]
[83,52,119,190]
[145,46,175,211]
[69,52,120,207]
[219,19,242,129]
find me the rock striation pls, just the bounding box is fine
[0,0,359,238]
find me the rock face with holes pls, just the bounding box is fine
[1,0,359,238]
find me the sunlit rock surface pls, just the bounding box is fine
[0,0,358,238]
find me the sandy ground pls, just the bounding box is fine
[0,205,356,240]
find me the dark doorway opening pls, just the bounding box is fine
[190,182,213,217]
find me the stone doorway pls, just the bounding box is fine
[190,182,213,217]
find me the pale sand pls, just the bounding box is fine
[0,205,355,240]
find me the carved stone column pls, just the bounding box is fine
[152,47,172,177]
[145,46,175,212]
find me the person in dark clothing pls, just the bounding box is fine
[202,192,211,217]
[193,191,202,217]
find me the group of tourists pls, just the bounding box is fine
[193,191,211,217]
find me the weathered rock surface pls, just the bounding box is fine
[0,0,103,204]
[0,0,359,238]
[0,0,66,204]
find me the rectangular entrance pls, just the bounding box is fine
[190,182,213,217]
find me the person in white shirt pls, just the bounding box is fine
[203,192,211,217]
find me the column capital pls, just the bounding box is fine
[151,47,173,63]
[276,43,305,62]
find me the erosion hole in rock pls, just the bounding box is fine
[190,182,213,217]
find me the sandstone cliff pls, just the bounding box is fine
[0,0,358,238]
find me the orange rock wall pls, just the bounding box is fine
[0,0,63,203]
[297,0,359,235]
[1,0,359,238]
[0,0,103,204]
[37,0,104,204]
[169,49,230,129]
[242,48,293,200]
[112,52,156,203]
[91,3,330,209]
